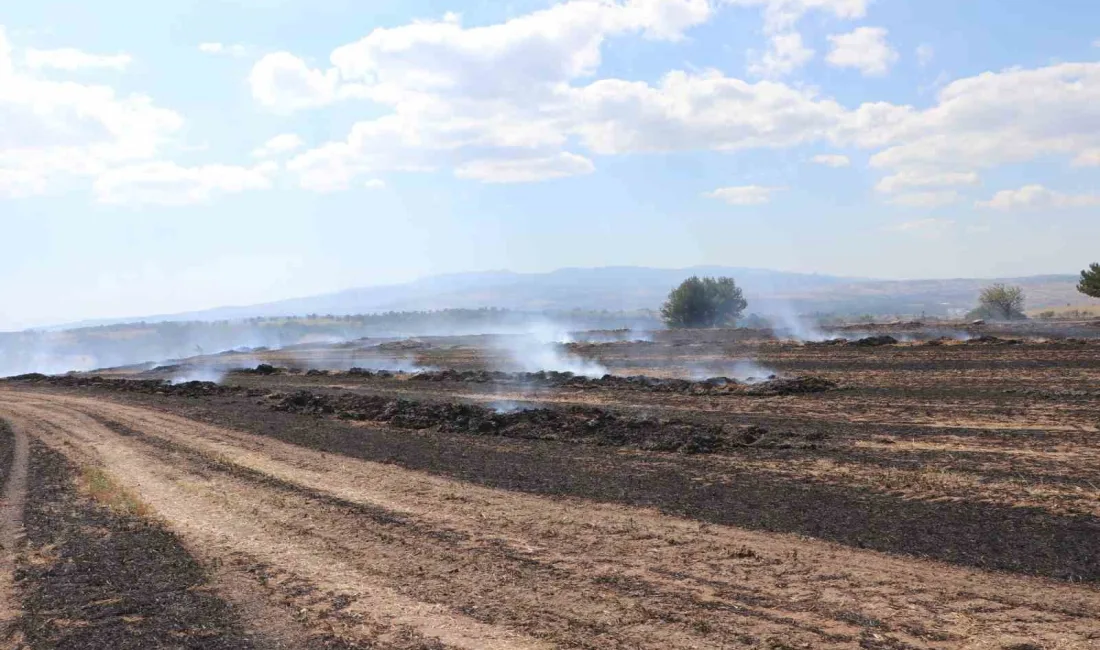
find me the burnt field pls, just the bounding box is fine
[2,322,1100,648]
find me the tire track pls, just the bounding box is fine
[0,399,548,650]
[0,418,27,640]
[0,398,805,647]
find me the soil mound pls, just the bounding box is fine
[149,364,185,373]
[744,376,838,396]
[850,335,899,347]
[237,363,281,375]
[377,340,430,351]
[968,336,1022,345]
[348,367,396,378]
[6,373,49,381]
[405,369,836,396]
[266,391,820,454]
[3,374,252,398]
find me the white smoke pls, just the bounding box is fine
[166,354,264,384]
[569,329,653,344]
[687,359,777,384]
[349,356,433,373]
[494,321,608,377]
[926,329,974,342]
[488,400,536,414]
[282,343,433,373]
[767,303,828,342]
[169,366,228,384]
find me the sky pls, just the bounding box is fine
[1,0,1099,329]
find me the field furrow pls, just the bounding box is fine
[1,389,1098,648]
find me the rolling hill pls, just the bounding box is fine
[53,266,1096,329]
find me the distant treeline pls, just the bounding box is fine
[0,308,662,377]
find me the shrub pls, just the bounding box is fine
[661,276,748,328]
[969,284,1026,321]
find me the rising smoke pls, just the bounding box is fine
[765,303,829,342]
[169,365,232,385]
[686,359,777,384]
[492,321,608,377]
[0,310,654,378]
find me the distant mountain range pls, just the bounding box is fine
[55,266,1094,329]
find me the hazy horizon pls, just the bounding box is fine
[9,264,1092,334]
[2,261,1095,332]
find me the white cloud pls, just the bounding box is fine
[25,47,132,71]
[283,67,847,190]
[748,32,814,77]
[725,0,871,33]
[284,113,488,191]
[93,161,276,206]
[289,150,366,193]
[199,42,248,57]
[875,170,979,194]
[455,153,595,183]
[866,63,1100,176]
[0,25,183,198]
[0,168,48,198]
[364,178,386,190]
[276,2,841,187]
[886,190,961,207]
[255,0,712,114]
[826,27,898,76]
[250,2,1100,193]
[252,133,305,158]
[1072,149,1100,166]
[732,0,865,77]
[705,185,782,205]
[916,44,934,67]
[249,52,341,112]
[285,119,442,192]
[812,153,850,167]
[569,70,846,154]
[886,218,955,236]
[328,0,711,91]
[977,185,1100,210]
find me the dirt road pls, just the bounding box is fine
[0,419,27,640]
[1,388,1098,649]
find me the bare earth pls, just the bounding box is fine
[1,387,1098,649]
[0,417,27,639]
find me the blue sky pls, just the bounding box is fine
[1,0,1098,329]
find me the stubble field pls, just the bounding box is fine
[1,322,1099,649]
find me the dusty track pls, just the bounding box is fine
[11,439,268,649]
[0,419,27,638]
[1,390,1098,648]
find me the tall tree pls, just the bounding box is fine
[1078,263,1100,299]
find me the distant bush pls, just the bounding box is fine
[969,284,1027,321]
[661,276,748,329]
[739,313,770,329]
[1035,308,1100,320]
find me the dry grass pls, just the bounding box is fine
[750,457,1100,517]
[1027,304,1100,318]
[78,466,152,517]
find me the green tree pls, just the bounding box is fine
[970,284,1027,320]
[1078,263,1100,299]
[661,276,748,328]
